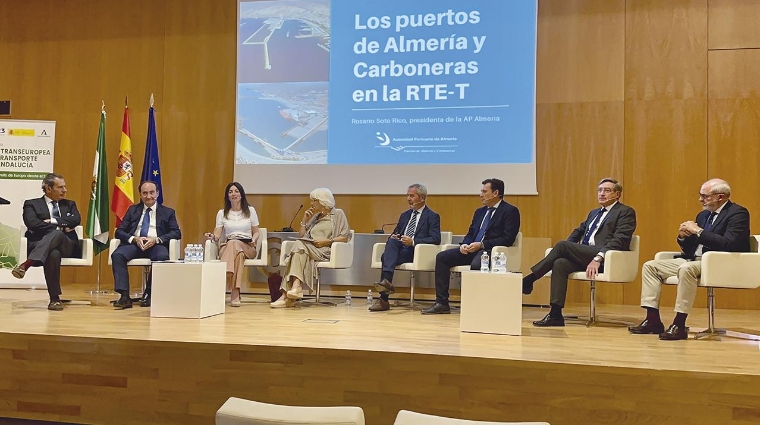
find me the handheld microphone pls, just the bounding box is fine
[373,223,398,234]
[281,204,303,232]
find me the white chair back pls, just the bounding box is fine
[393,410,549,425]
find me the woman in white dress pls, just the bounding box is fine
[271,187,351,308]
[204,182,261,307]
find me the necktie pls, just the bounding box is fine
[703,212,717,231]
[405,211,419,237]
[475,207,495,242]
[51,201,61,219]
[582,208,606,245]
[139,207,152,237]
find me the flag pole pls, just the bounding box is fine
[86,100,111,296]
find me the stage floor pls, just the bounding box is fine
[1,286,759,377]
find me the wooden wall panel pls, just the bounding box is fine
[707,49,760,309]
[624,0,708,307]
[708,0,760,49]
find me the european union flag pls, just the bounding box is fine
[141,105,164,204]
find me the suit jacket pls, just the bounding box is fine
[462,200,521,252]
[22,197,81,244]
[567,202,637,253]
[390,206,442,246]
[115,203,182,247]
[678,200,750,258]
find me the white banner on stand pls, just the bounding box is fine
[0,120,56,288]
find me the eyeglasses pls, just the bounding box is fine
[699,192,723,199]
[597,188,615,194]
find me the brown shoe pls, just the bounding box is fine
[11,263,27,279]
[368,299,390,312]
[373,279,395,295]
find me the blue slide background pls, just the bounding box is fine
[327,0,536,165]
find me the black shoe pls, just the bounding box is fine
[373,279,395,295]
[628,319,665,334]
[532,313,565,327]
[659,324,689,341]
[139,291,151,307]
[47,301,64,311]
[421,303,450,315]
[522,275,535,295]
[113,296,133,310]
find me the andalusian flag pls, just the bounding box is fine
[86,108,110,255]
[111,101,135,226]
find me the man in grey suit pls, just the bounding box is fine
[523,178,637,326]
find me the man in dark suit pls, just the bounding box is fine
[111,180,181,309]
[370,183,441,312]
[523,177,637,327]
[629,178,749,340]
[12,173,80,311]
[422,178,521,315]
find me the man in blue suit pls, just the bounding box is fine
[111,181,181,309]
[371,183,441,312]
[423,178,521,314]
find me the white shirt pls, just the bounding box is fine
[695,202,727,257]
[404,205,426,236]
[216,206,260,239]
[131,204,158,240]
[588,201,617,247]
[44,195,60,225]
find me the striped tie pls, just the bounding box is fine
[405,211,419,237]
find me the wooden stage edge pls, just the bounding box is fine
[1,286,760,425]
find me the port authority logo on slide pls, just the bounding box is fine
[0,128,5,136]
[374,131,458,153]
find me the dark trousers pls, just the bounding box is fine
[530,240,599,308]
[27,230,78,301]
[111,243,169,293]
[380,238,415,282]
[433,247,482,305]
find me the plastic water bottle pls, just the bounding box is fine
[192,244,200,263]
[198,244,205,262]
[345,290,352,306]
[184,245,190,262]
[367,289,374,306]
[492,252,501,273]
[189,245,197,263]
[499,252,507,273]
[481,251,490,273]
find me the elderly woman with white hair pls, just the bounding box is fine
[271,188,351,308]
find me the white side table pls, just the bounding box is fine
[151,262,226,319]
[460,271,523,336]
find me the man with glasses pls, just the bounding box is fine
[629,178,749,340]
[523,178,637,326]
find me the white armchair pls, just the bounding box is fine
[655,235,760,340]
[204,228,269,267]
[445,232,523,273]
[279,230,355,305]
[393,410,548,425]
[108,237,181,295]
[370,231,451,307]
[19,225,94,267]
[545,235,640,326]
[216,397,365,425]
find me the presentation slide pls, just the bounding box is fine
[235,0,537,194]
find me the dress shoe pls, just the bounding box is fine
[421,303,450,315]
[286,287,303,300]
[270,298,295,308]
[113,296,133,310]
[368,299,390,312]
[532,313,565,327]
[230,298,241,307]
[47,301,64,311]
[374,279,395,295]
[628,319,665,335]
[11,263,27,279]
[139,292,151,307]
[659,324,689,341]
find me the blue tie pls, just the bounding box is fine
[582,208,606,245]
[51,201,61,219]
[475,207,495,242]
[703,212,717,231]
[139,207,152,237]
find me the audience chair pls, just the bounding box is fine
[279,230,355,305]
[393,410,548,425]
[544,235,640,326]
[370,231,452,308]
[655,235,760,340]
[216,397,365,425]
[108,237,181,298]
[19,225,94,267]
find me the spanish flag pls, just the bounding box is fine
[111,102,135,226]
